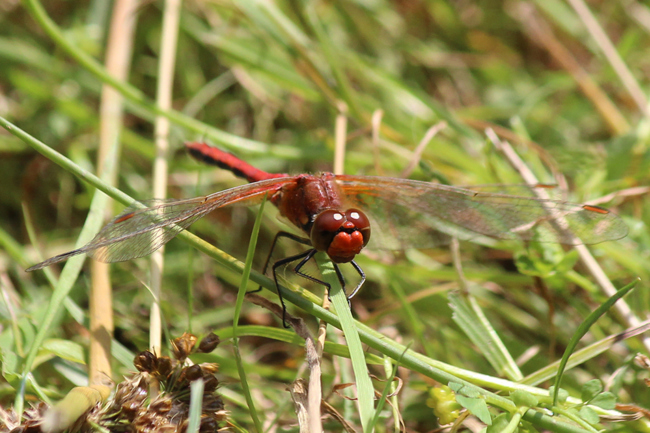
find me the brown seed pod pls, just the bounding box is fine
[197,333,220,353]
[199,415,218,433]
[202,376,220,393]
[183,364,204,382]
[149,397,172,415]
[201,395,225,412]
[134,350,158,373]
[156,356,173,379]
[171,333,197,360]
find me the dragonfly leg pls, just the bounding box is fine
[332,263,347,300]
[269,245,359,327]
[292,249,330,291]
[272,248,318,328]
[250,231,311,294]
[345,260,366,303]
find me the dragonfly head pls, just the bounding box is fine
[310,209,371,263]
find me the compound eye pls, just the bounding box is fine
[311,210,345,252]
[346,209,371,247]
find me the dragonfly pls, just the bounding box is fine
[28,142,628,326]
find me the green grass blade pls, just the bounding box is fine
[22,0,301,159]
[187,378,205,433]
[314,253,374,431]
[522,318,650,386]
[552,279,638,406]
[449,291,523,381]
[367,347,408,433]
[231,196,267,432]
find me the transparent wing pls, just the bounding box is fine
[335,175,628,250]
[27,177,292,271]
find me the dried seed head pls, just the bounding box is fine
[132,408,175,433]
[149,397,172,415]
[134,350,158,373]
[199,415,218,433]
[156,357,173,379]
[197,333,220,353]
[121,397,145,418]
[184,364,204,382]
[113,376,149,420]
[199,363,219,376]
[171,333,197,360]
[201,395,225,413]
[5,333,227,433]
[203,376,220,393]
[1,403,47,433]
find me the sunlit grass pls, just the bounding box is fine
[2,1,650,432]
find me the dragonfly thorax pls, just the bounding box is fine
[310,208,371,263]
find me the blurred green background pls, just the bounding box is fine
[1,0,650,432]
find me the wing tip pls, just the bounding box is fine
[25,249,84,272]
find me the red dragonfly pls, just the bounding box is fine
[28,142,627,325]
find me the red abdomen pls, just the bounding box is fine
[186,142,289,183]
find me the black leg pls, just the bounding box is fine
[333,264,346,297]
[345,260,366,301]
[260,235,366,327]
[249,231,311,294]
[272,249,317,328]
[262,231,312,274]
[293,249,330,293]
[333,263,353,309]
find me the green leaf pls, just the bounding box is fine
[456,395,492,425]
[554,249,580,274]
[514,242,565,278]
[578,406,599,425]
[580,379,603,402]
[486,413,510,432]
[18,317,36,349]
[41,339,85,364]
[187,379,205,433]
[511,389,538,408]
[590,392,616,410]
[1,348,21,384]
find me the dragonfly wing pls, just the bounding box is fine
[27,178,292,270]
[336,175,628,250]
[86,197,217,263]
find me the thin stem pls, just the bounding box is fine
[89,0,138,387]
[149,0,182,355]
[567,0,650,117]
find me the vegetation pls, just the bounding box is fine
[1,0,650,432]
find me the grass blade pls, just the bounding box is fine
[449,291,523,381]
[315,253,374,431]
[232,196,267,432]
[552,279,638,406]
[187,378,205,433]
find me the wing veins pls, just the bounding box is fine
[336,175,627,248]
[28,177,292,269]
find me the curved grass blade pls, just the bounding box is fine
[552,279,638,406]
